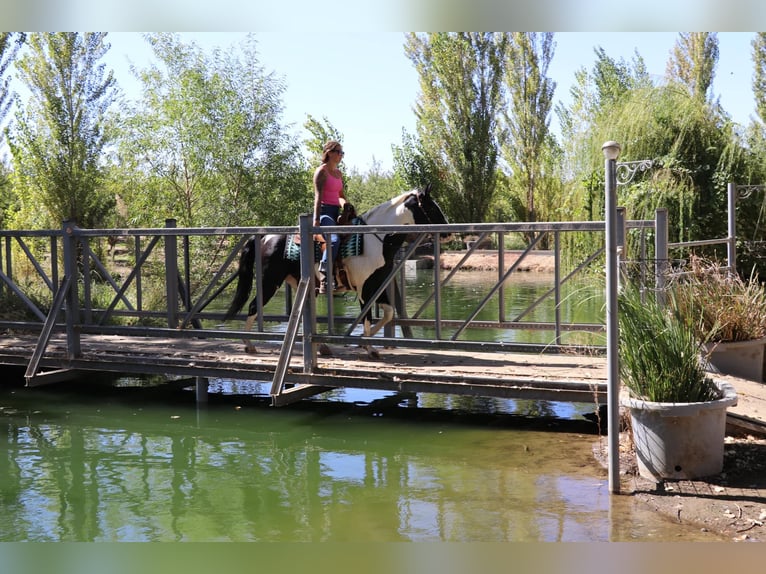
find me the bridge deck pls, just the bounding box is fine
[0,332,608,405]
[2,332,765,436]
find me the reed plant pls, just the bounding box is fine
[618,282,719,403]
[670,257,766,343]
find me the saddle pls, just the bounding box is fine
[285,203,362,292]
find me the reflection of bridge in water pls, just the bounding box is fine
[2,216,676,407]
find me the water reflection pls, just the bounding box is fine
[0,384,724,542]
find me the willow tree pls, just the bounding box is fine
[7,32,116,229]
[666,32,719,103]
[556,47,651,224]
[116,33,306,229]
[403,32,506,223]
[499,32,557,242]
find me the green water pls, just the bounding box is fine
[0,271,726,542]
[0,378,725,542]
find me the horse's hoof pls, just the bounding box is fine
[244,346,258,354]
[367,348,380,360]
[318,343,332,356]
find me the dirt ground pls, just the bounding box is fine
[594,428,766,542]
[434,250,557,273]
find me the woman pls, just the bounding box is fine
[313,140,348,294]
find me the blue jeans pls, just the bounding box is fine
[319,204,340,272]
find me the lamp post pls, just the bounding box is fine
[602,140,621,494]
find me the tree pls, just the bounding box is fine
[555,47,652,222]
[116,33,306,229]
[8,32,116,229]
[0,33,25,129]
[666,32,719,103]
[753,33,766,125]
[403,32,507,223]
[500,32,557,240]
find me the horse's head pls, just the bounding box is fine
[403,183,450,239]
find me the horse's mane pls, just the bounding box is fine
[361,190,414,224]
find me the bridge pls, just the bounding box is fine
[0,212,681,407]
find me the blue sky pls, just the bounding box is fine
[105,32,759,172]
[28,32,766,173]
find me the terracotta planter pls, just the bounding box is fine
[703,337,766,382]
[621,380,738,481]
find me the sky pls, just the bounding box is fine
[99,32,760,174]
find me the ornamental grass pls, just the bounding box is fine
[618,282,719,403]
[670,256,766,343]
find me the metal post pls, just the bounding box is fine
[299,214,317,372]
[727,183,737,276]
[195,376,208,403]
[655,208,668,306]
[616,207,626,291]
[164,219,178,328]
[602,141,621,495]
[62,220,81,358]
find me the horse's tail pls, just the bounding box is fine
[225,236,257,320]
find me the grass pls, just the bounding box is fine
[670,257,766,343]
[618,282,719,403]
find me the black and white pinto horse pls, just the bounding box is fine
[224,184,448,358]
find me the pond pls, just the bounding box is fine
[0,270,726,542]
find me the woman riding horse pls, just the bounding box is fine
[225,184,448,358]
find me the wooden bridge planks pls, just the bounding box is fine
[0,332,608,404]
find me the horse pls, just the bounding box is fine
[224,184,449,358]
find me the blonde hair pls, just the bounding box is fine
[321,140,342,163]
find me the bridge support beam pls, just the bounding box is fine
[195,376,208,404]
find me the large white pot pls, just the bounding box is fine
[620,380,738,481]
[703,337,766,382]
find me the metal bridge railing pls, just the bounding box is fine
[2,206,729,390]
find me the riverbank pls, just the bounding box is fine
[594,427,766,542]
[424,250,557,273]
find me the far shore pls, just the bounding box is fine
[422,250,556,273]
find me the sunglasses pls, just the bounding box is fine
[333,149,345,156]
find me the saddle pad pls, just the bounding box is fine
[284,234,322,263]
[340,217,365,258]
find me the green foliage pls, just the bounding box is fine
[618,281,718,403]
[114,33,307,229]
[8,32,117,229]
[404,32,506,223]
[753,33,766,124]
[499,33,557,243]
[0,33,25,128]
[303,115,343,165]
[666,33,718,103]
[345,159,404,214]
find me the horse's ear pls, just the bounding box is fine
[423,182,432,197]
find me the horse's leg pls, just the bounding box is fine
[366,303,394,338]
[358,303,392,359]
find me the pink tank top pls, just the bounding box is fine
[321,172,343,206]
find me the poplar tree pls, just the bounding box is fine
[666,32,719,103]
[8,32,116,229]
[0,33,25,227]
[753,33,766,124]
[0,33,25,128]
[403,32,506,223]
[500,32,556,237]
